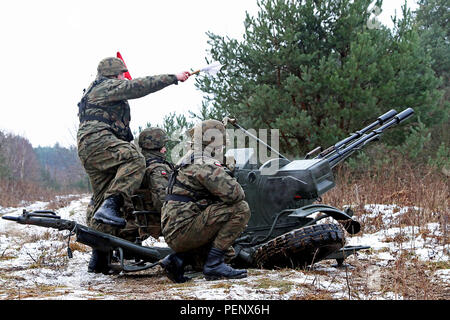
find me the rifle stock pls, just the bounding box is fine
[2,210,173,272]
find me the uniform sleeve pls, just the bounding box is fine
[193,163,245,204]
[96,75,178,102]
[149,166,171,212]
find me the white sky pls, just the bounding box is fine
[0,0,418,148]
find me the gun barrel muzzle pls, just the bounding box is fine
[395,108,415,123]
[2,215,19,222]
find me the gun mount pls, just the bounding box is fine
[226,108,414,267]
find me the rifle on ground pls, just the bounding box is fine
[2,210,173,273]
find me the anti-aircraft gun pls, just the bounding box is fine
[1,108,414,273]
[225,107,414,268]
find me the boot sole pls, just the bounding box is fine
[204,273,247,281]
[93,216,126,228]
[160,262,190,284]
[164,271,189,283]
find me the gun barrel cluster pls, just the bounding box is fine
[316,108,414,168]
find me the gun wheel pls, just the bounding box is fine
[252,223,345,269]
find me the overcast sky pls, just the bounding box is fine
[0,0,418,148]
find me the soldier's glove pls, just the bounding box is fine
[222,117,237,127]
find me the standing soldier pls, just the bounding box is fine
[78,56,190,273]
[160,119,251,282]
[133,127,174,240]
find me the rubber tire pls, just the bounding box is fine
[252,223,345,269]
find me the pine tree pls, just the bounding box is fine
[195,0,442,157]
[415,0,449,88]
[413,0,449,169]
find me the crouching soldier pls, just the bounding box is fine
[160,119,251,282]
[132,127,174,241]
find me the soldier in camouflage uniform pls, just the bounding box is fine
[132,127,174,240]
[78,57,190,273]
[160,119,251,282]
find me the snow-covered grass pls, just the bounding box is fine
[0,195,448,300]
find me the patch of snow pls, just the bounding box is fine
[0,197,448,300]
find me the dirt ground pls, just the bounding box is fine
[0,195,448,300]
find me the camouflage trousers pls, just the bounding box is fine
[78,129,146,237]
[162,200,251,254]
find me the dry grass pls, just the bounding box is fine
[321,162,449,300]
[1,284,68,300]
[323,162,449,234]
[388,257,448,299]
[0,180,57,207]
[45,195,85,211]
[252,278,294,294]
[69,241,91,253]
[0,179,85,208]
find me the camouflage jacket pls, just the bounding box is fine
[161,151,245,240]
[77,74,178,143]
[168,150,245,203]
[135,150,173,213]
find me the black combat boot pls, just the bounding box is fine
[87,249,110,274]
[93,194,126,228]
[160,252,190,283]
[203,247,247,280]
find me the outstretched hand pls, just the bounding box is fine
[176,71,191,82]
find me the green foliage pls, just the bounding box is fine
[413,0,449,172]
[399,119,431,160]
[428,142,450,170]
[346,149,371,172]
[415,0,449,88]
[192,0,442,159]
[161,112,195,163]
[162,112,194,138]
[188,101,228,123]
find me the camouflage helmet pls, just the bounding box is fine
[189,119,226,147]
[97,57,128,77]
[138,127,169,150]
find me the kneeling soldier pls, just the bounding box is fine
[133,127,174,240]
[85,127,174,273]
[160,119,251,282]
